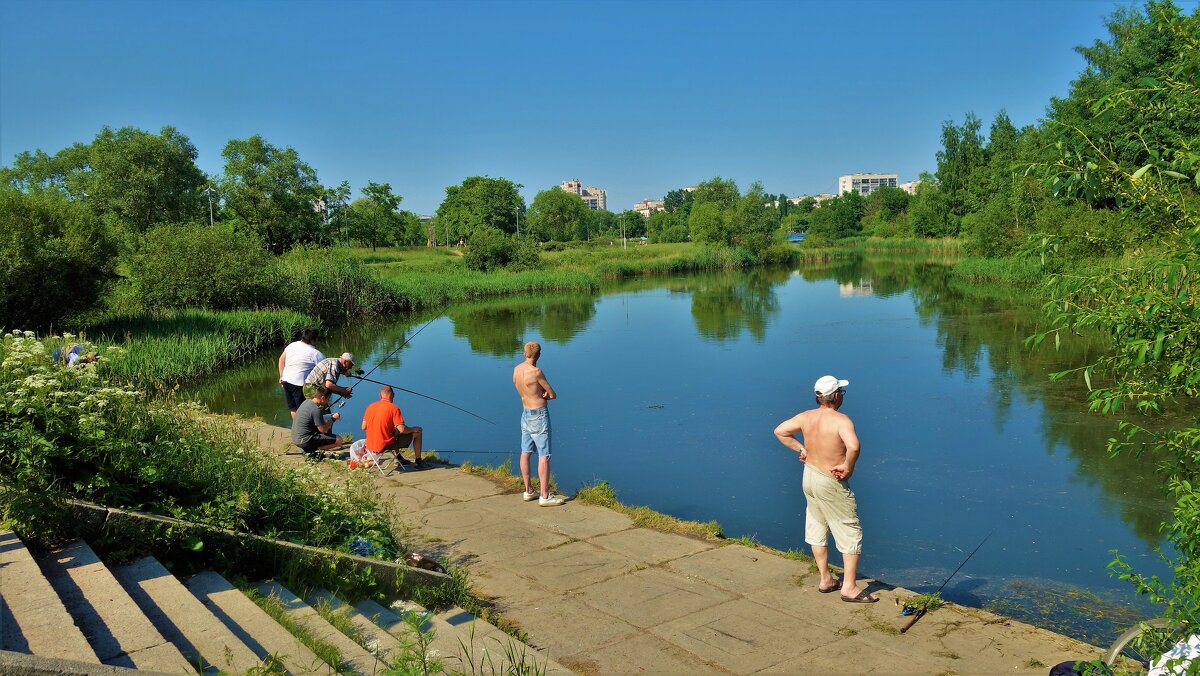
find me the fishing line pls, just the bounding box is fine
[351,374,497,425]
[329,316,438,409]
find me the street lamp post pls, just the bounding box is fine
[514,205,520,238]
[202,187,215,226]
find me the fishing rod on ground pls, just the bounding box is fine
[901,528,996,635]
[349,373,497,426]
[326,316,439,411]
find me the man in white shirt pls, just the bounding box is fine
[278,328,324,419]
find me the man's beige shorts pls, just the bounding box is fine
[802,467,863,554]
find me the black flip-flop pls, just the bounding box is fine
[841,590,879,603]
[818,579,841,593]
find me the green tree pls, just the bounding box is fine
[394,211,425,246]
[663,188,694,219]
[126,223,275,310]
[435,176,524,242]
[1,126,207,232]
[731,181,778,253]
[219,135,323,254]
[319,180,352,247]
[0,188,117,330]
[527,187,588,242]
[691,177,739,211]
[909,178,958,238]
[936,113,987,219]
[347,181,404,251]
[688,202,730,245]
[807,191,865,242]
[618,210,647,239]
[1029,0,1200,634]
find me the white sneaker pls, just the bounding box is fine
[522,491,538,502]
[539,494,567,507]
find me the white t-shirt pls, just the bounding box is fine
[281,341,325,386]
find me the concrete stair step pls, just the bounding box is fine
[253,581,387,675]
[305,588,406,664]
[354,598,571,674]
[0,530,99,664]
[184,571,324,675]
[113,557,262,675]
[37,540,195,674]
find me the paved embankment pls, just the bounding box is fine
[251,421,1101,674]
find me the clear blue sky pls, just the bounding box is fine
[1,0,1183,216]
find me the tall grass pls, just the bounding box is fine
[375,268,598,309]
[951,256,1045,285]
[81,309,311,390]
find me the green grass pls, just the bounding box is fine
[951,256,1045,284]
[244,586,351,673]
[575,480,725,540]
[76,309,312,390]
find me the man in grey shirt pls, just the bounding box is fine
[291,386,344,460]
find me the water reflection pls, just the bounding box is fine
[447,293,598,357]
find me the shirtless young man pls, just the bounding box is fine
[774,375,877,603]
[513,341,566,507]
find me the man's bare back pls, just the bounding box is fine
[513,360,555,409]
[774,403,860,479]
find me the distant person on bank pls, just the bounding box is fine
[361,385,425,468]
[291,386,344,459]
[305,352,356,399]
[513,341,566,506]
[278,327,323,419]
[774,375,877,603]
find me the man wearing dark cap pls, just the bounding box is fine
[774,375,876,603]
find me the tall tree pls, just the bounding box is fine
[347,182,404,250]
[935,113,987,220]
[1,125,207,232]
[219,135,323,254]
[527,187,589,241]
[435,176,524,242]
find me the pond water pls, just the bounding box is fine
[188,256,1173,645]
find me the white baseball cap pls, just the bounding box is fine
[814,375,849,396]
[340,352,355,364]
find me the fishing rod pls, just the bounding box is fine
[351,373,497,426]
[901,528,995,635]
[328,316,438,409]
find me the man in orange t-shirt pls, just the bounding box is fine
[361,386,424,468]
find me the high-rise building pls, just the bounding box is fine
[837,173,898,197]
[899,180,922,195]
[561,179,608,211]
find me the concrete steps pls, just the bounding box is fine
[37,541,195,674]
[0,529,556,675]
[0,530,99,664]
[112,557,261,674]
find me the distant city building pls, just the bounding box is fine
[633,199,665,218]
[899,180,922,195]
[781,193,836,208]
[561,179,608,211]
[838,173,899,197]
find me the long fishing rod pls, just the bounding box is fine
[351,373,497,426]
[328,317,438,409]
[901,528,995,634]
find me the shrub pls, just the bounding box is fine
[126,223,275,311]
[463,227,516,271]
[962,201,1019,257]
[0,331,400,557]
[274,245,404,319]
[0,188,117,331]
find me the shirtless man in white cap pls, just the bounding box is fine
[774,375,877,603]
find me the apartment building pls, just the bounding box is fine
[899,180,922,195]
[837,173,898,197]
[561,179,608,211]
[632,199,665,218]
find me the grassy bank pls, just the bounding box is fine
[0,333,403,563]
[77,309,312,391]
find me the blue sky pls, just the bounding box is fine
[1,0,1182,216]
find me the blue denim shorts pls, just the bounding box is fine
[520,408,552,458]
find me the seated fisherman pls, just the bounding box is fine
[291,386,344,459]
[362,385,424,468]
